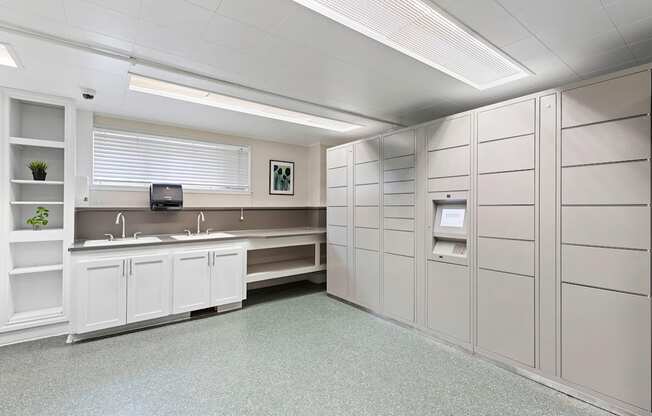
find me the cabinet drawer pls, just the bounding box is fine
[478,135,534,174]
[384,168,414,182]
[384,193,415,206]
[562,206,650,249]
[384,180,414,194]
[478,206,534,240]
[327,166,347,188]
[427,115,471,151]
[327,207,347,226]
[562,284,651,410]
[562,161,650,205]
[428,176,469,192]
[478,170,534,205]
[355,161,379,185]
[477,269,535,367]
[428,146,470,178]
[478,237,535,276]
[355,138,380,164]
[327,244,348,299]
[562,71,651,128]
[384,206,415,218]
[355,184,380,206]
[562,116,650,166]
[327,187,347,207]
[327,225,347,246]
[355,249,380,310]
[478,99,535,142]
[427,261,470,342]
[384,218,414,231]
[355,207,379,228]
[383,253,415,323]
[384,155,415,171]
[562,245,649,295]
[383,130,415,159]
[355,227,380,251]
[327,146,349,169]
[384,230,414,257]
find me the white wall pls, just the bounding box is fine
[76,111,326,208]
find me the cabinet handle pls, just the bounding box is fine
[208,253,211,268]
[130,259,133,276]
[122,260,126,277]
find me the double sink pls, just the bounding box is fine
[82,232,236,247]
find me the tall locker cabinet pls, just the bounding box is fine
[559,70,651,413]
[382,130,417,323]
[424,113,473,348]
[475,98,537,367]
[327,145,354,301]
[353,138,381,310]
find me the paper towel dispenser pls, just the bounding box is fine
[150,184,183,211]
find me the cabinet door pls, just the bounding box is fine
[127,254,171,324]
[210,247,245,307]
[76,257,126,333]
[172,250,211,313]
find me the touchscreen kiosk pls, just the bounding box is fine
[431,199,468,261]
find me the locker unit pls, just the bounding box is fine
[476,98,536,367]
[382,129,417,323]
[560,70,652,412]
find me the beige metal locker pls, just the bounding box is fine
[327,225,347,246]
[384,180,415,194]
[562,206,650,249]
[427,261,470,343]
[477,99,535,142]
[355,249,380,310]
[478,170,535,205]
[354,138,380,164]
[384,194,415,206]
[355,207,380,228]
[384,167,415,182]
[355,227,380,251]
[384,155,415,171]
[327,244,348,299]
[383,130,415,159]
[477,135,534,174]
[327,206,347,226]
[327,187,347,207]
[383,206,415,218]
[383,230,415,257]
[383,253,415,323]
[428,176,469,192]
[428,146,470,178]
[427,115,471,151]
[355,184,380,206]
[562,161,650,205]
[477,206,534,240]
[383,218,414,232]
[355,161,380,185]
[478,237,535,276]
[327,166,347,188]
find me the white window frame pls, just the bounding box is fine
[91,128,252,194]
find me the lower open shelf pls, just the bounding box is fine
[10,228,64,242]
[7,306,64,325]
[247,258,325,283]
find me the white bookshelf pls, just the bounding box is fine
[1,89,75,336]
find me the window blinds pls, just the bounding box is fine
[93,129,250,192]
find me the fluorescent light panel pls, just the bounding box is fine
[291,0,531,89]
[128,74,362,132]
[0,43,19,68]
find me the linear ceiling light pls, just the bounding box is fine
[291,0,531,89]
[0,43,20,68]
[128,74,362,132]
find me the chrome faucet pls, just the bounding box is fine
[115,212,126,239]
[197,211,205,234]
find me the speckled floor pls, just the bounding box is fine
[1,283,611,416]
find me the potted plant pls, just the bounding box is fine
[27,160,48,181]
[26,206,49,230]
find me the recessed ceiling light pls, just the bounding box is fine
[128,74,363,132]
[291,0,531,89]
[0,43,20,68]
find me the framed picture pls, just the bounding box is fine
[269,160,295,195]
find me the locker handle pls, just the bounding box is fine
[129,259,133,276]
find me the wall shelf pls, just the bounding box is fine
[9,229,64,243]
[9,264,64,276]
[10,201,64,205]
[9,136,65,149]
[11,179,64,186]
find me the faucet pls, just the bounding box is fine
[197,211,205,234]
[115,212,126,239]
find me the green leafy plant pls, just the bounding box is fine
[27,160,48,181]
[26,207,49,230]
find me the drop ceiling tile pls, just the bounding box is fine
[64,0,139,41]
[186,0,222,11]
[202,13,271,50]
[135,22,209,60]
[565,45,636,76]
[630,37,652,61]
[79,0,142,17]
[0,0,66,21]
[216,0,296,32]
[140,0,212,29]
[434,0,530,47]
[502,36,576,77]
[545,30,628,63]
[603,0,652,26]
[619,15,652,44]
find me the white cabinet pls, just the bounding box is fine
[210,247,245,307]
[76,257,126,333]
[173,250,212,313]
[127,254,171,324]
[173,247,245,313]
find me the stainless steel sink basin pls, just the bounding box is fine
[170,232,234,241]
[83,237,161,247]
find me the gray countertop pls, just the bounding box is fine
[69,227,326,252]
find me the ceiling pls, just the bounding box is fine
[0,0,651,146]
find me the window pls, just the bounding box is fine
[92,129,250,192]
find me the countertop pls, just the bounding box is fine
[69,227,326,252]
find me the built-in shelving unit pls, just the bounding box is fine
[246,243,326,283]
[1,89,74,337]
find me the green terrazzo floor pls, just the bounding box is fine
[0,283,611,416]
